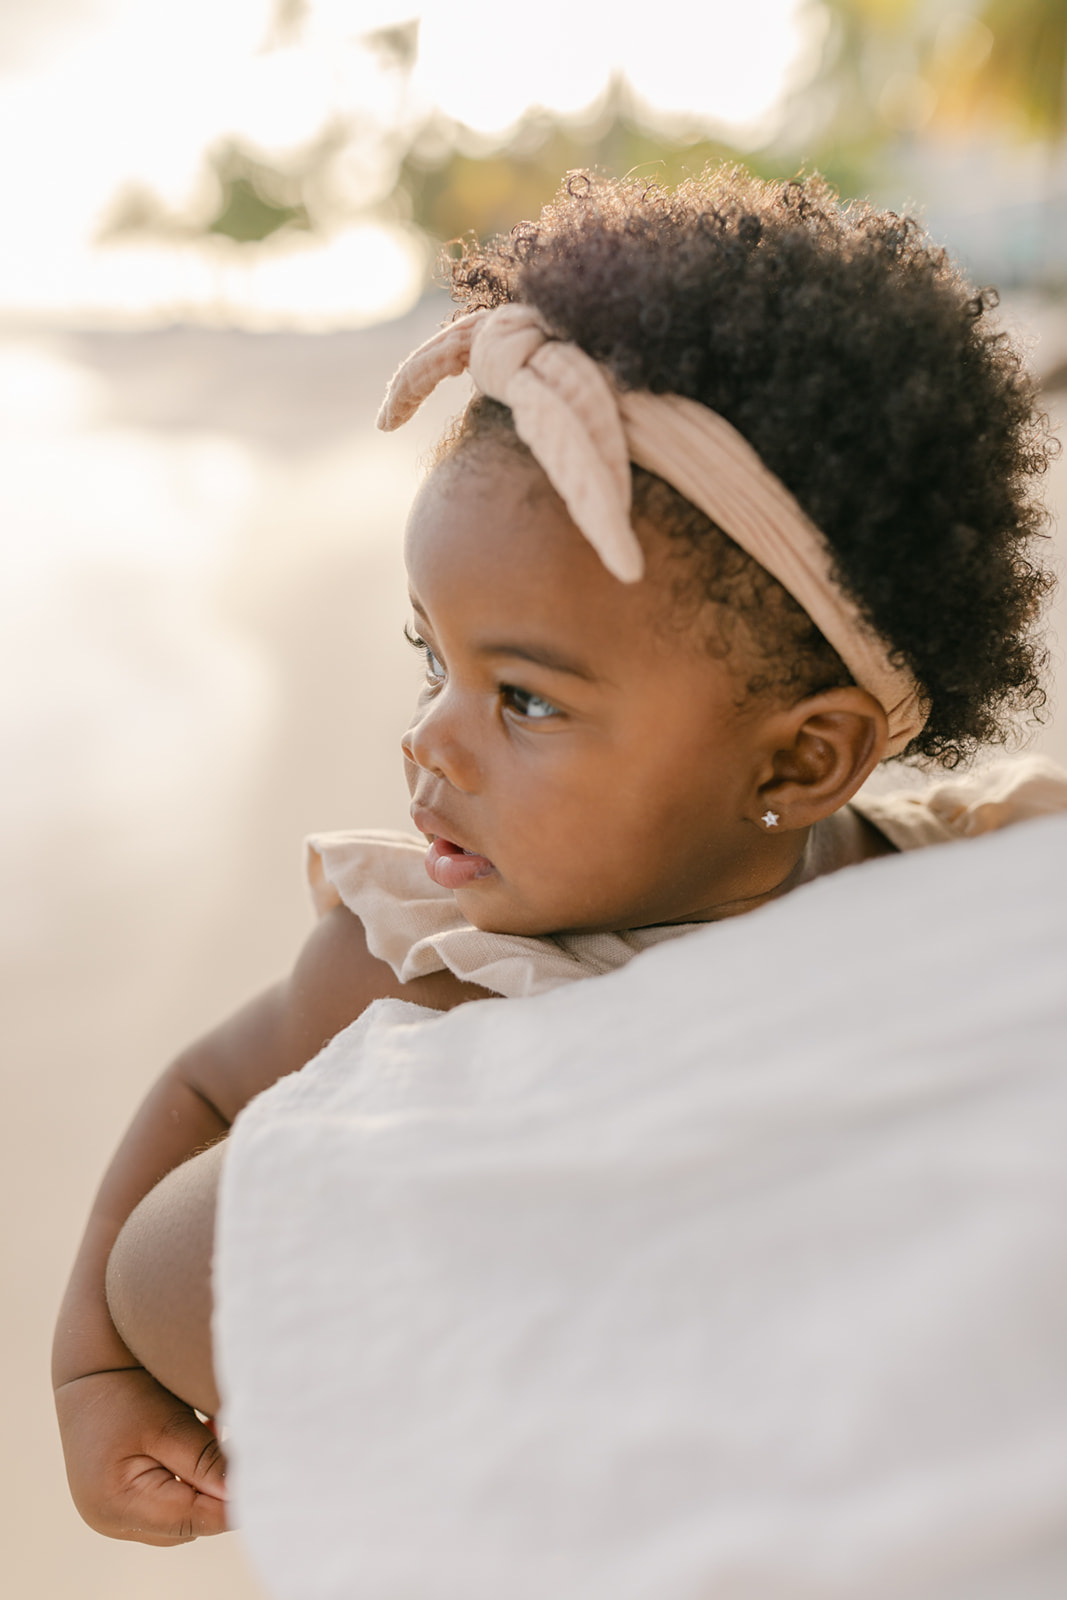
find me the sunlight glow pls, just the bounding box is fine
[1,0,811,328]
[415,0,810,140]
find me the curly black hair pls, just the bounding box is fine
[442,167,1056,765]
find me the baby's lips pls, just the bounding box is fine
[425,836,495,889]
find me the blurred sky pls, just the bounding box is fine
[0,0,816,326]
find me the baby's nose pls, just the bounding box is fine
[401,701,480,793]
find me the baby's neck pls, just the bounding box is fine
[799,805,897,886]
[687,805,896,926]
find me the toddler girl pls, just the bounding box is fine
[54,168,1065,1545]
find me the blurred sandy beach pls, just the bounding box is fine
[2,295,457,1596]
[3,296,1066,1597]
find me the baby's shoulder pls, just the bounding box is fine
[852,754,1067,853]
[292,900,492,1034]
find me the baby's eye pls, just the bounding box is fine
[503,685,560,721]
[403,623,445,684]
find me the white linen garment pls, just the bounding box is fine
[216,813,1067,1600]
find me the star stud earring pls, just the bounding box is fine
[761,809,780,829]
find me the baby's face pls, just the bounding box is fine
[402,444,770,937]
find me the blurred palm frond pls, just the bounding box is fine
[931,0,1067,140]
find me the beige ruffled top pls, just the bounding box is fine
[307,755,1067,1001]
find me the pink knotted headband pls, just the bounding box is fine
[377,303,927,755]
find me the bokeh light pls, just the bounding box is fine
[0,0,815,328]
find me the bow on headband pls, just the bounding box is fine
[378,304,642,582]
[377,302,927,755]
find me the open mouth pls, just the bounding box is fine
[424,836,496,890]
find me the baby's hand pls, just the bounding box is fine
[54,1366,227,1544]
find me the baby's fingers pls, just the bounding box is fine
[55,1367,229,1544]
[120,1452,228,1545]
[152,1404,228,1502]
[114,1411,228,1544]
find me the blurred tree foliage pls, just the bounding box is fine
[100,0,1067,263]
[940,0,1067,139]
[103,140,315,247]
[398,87,783,249]
[802,0,1067,176]
[398,1,1067,251]
[205,146,311,243]
[780,0,929,196]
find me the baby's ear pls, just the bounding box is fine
[753,688,888,831]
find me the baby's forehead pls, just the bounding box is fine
[407,455,740,686]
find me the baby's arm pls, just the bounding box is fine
[107,1140,227,1417]
[53,905,486,1543]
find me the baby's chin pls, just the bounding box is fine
[454,893,561,939]
[454,882,647,940]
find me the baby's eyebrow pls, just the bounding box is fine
[408,597,600,682]
[476,641,600,682]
